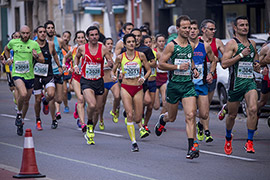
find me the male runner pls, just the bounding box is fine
[4,25,44,136]
[74,26,113,145]
[33,26,61,130]
[154,15,200,159]
[221,16,260,154]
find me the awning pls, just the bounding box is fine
[84,7,103,15]
[113,5,125,14]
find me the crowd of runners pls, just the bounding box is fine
[1,15,270,159]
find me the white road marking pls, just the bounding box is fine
[0,142,156,180]
[94,130,123,137]
[1,114,30,121]
[200,150,256,161]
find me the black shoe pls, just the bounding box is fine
[155,114,166,136]
[186,147,199,159]
[56,112,61,120]
[17,125,24,136]
[131,143,139,152]
[51,120,58,129]
[15,114,23,126]
[123,110,127,118]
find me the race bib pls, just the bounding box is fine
[237,62,253,79]
[15,61,29,74]
[51,57,58,70]
[207,62,211,74]
[34,63,49,76]
[85,63,101,79]
[124,62,140,79]
[196,64,203,80]
[174,59,191,76]
[151,67,156,75]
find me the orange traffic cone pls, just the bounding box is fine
[13,129,46,178]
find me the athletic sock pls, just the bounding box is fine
[43,98,48,105]
[188,138,194,152]
[198,122,203,130]
[160,116,166,126]
[36,117,41,123]
[87,119,93,125]
[127,122,136,143]
[226,128,232,140]
[247,129,255,141]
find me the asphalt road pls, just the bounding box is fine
[0,81,269,180]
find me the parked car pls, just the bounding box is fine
[212,38,270,116]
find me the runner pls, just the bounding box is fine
[44,20,68,128]
[4,25,45,136]
[142,34,157,133]
[154,15,200,159]
[98,37,121,130]
[221,16,260,154]
[257,42,270,126]
[62,30,87,132]
[73,26,113,145]
[111,33,151,151]
[33,26,60,130]
[153,34,167,115]
[115,22,134,56]
[189,20,217,143]
[61,31,72,113]
[198,19,225,140]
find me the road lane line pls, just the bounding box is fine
[94,131,123,137]
[0,142,156,180]
[1,114,30,121]
[200,150,256,161]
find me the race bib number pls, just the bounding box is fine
[15,61,29,74]
[196,64,203,80]
[51,57,58,70]
[124,62,140,79]
[34,63,49,77]
[174,59,191,76]
[151,67,156,75]
[237,62,253,79]
[207,62,211,74]
[85,63,101,79]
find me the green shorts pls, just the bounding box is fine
[228,81,256,102]
[166,80,197,104]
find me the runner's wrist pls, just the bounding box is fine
[239,53,244,58]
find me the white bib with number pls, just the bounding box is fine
[174,59,191,76]
[124,62,140,79]
[15,61,30,74]
[237,62,253,79]
[85,63,101,79]
[196,64,203,80]
[51,57,58,70]
[151,67,156,75]
[34,63,49,77]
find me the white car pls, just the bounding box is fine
[212,38,268,116]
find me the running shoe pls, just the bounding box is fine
[244,140,255,153]
[86,125,95,138]
[36,121,43,131]
[55,112,61,120]
[115,109,119,118]
[15,114,24,136]
[224,137,233,155]
[140,128,149,139]
[131,143,139,152]
[77,119,81,128]
[42,96,49,115]
[196,123,204,141]
[186,146,199,159]
[51,120,58,129]
[123,110,127,118]
[99,120,105,131]
[124,118,127,125]
[81,123,87,133]
[67,92,72,100]
[218,104,227,121]
[143,125,151,133]
[155,114,166,136]
[193,140,200,158]
[110,110,118,123]
[205,135,213,143]
[73,103,79,119]
[84,134,95,145]
[64,106,69,113]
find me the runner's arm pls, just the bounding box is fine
[158,42,176,71]
[103,45,113,68]
[111,55,121,81]
[259,45,270,66]
[221,40,242,69]
[74,45,83,74]
[216,38,225,55]
[140,52,151,84]
[114,41,123,56]
[205,43,217,74]
[250,40,260,73]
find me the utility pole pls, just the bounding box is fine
[105,0,117,44]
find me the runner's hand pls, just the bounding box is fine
[241,47,251,57]
[193,69,199,78]
[138,77,145,85]
[180,62,189,70]
[32,49,39,59]
[206,73,213,84]
[74,66,80,74]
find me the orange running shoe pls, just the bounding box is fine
[224,137,232,155]
[244,140,255,153]
[36,121,43,131]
